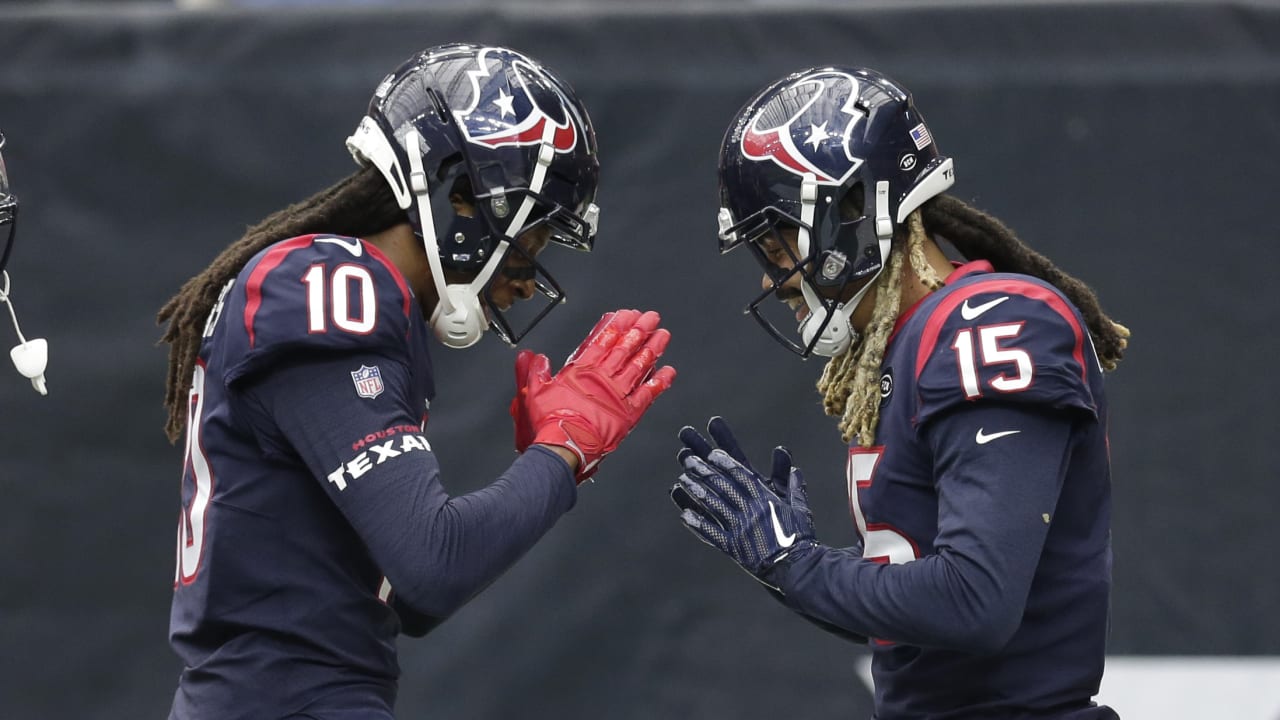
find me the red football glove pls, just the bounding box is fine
[510,309,677,483]
[509,310,620,454]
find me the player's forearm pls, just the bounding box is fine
[771,544,1025,653]
[538,444,581,473]
[771,408,1071,652]
[765,584,868,644]
[383,446,576,617]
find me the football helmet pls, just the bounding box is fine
[0,132,17,276]
[346,43,600,349]
[717,66,954,357]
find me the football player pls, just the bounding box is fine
[0,131,48,395]
[157,44,675,719]
[672,67,1128,719]
[0,132,15,277]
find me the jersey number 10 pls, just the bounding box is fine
[303,264,378,335]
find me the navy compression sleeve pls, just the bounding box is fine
[238,351,577,620]
[771,403,1078,652]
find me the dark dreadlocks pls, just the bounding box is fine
[922,194,1128,369]
[157,165,405,443]
[818,193,1130,445]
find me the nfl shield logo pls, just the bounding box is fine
[351,365,385,399]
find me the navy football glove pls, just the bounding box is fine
[671,417,816,590]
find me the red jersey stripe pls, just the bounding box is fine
[915,277,1086,384]
[243,235,315,349]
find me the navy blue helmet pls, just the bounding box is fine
[0,132,17,276]
[347,43,600,348]
[718,67,954,357]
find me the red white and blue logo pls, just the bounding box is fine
[452,47,578,154]
[741,71,867,186]
[351,365,385,400]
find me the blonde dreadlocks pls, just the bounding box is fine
[817,196,1129,446]
[817,211,938,444]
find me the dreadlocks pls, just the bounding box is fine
[157,165,405,443]
[818,195,1129,446]
[817,212,937,444]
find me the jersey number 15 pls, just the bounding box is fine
[951,323,1033,400]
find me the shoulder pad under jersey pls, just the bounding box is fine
[910,272,1099,427]
[221,234,417,384]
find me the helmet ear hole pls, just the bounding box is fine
[839,182,865,222]
[448,172,475,203]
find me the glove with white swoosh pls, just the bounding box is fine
[671,417,816,590]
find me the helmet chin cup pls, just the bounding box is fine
[429,285,487,349]
[11,337,47,395]
[799,307,854,358]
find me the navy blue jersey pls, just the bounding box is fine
[169,234,576,719]
[776,262,1117,719]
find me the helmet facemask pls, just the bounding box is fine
[720,178,888,358]
[411,162,579,347]
[720,203,837,357]
[717,66,955,358]
[474,208,570,347]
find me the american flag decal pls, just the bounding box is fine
[909,123,932,150]
[351,365,385,400]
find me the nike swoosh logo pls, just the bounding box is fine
[315,236,364,257]
[769,501,796,548]
[960,295,1009,320]
[976,428,1021,445]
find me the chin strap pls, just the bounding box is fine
[402,127,490,348]
[502,122,557,237]
[797,174,854,357]
[768,156,956,359]
[0,271,47,395]
[429,239,511,348]
[352,116,569,350]
[797,177,897,359]
[422,116,567,349]
[346,119,496,349]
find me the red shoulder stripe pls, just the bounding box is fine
[914,278,1086,383]
[243,235,315,349]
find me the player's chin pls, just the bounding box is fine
[781,299,808,324]
[481,302,509,325]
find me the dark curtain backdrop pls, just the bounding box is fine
[0,3,1277,718]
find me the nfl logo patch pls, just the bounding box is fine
[351,365,385,399]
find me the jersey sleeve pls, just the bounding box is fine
[222,234,417,386]
[912,276,1098,428]
[768,402,1074,651]
[235,349,577,620]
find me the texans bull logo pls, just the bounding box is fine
[741,71,866,186]
[452,47,578,154]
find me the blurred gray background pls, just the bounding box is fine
[1,1,1278,718]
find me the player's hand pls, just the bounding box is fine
[511,309,676,483]
[511,311,620,455]
[511,311,621,454]
[670,417,816,590]
[511,346,540,454]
